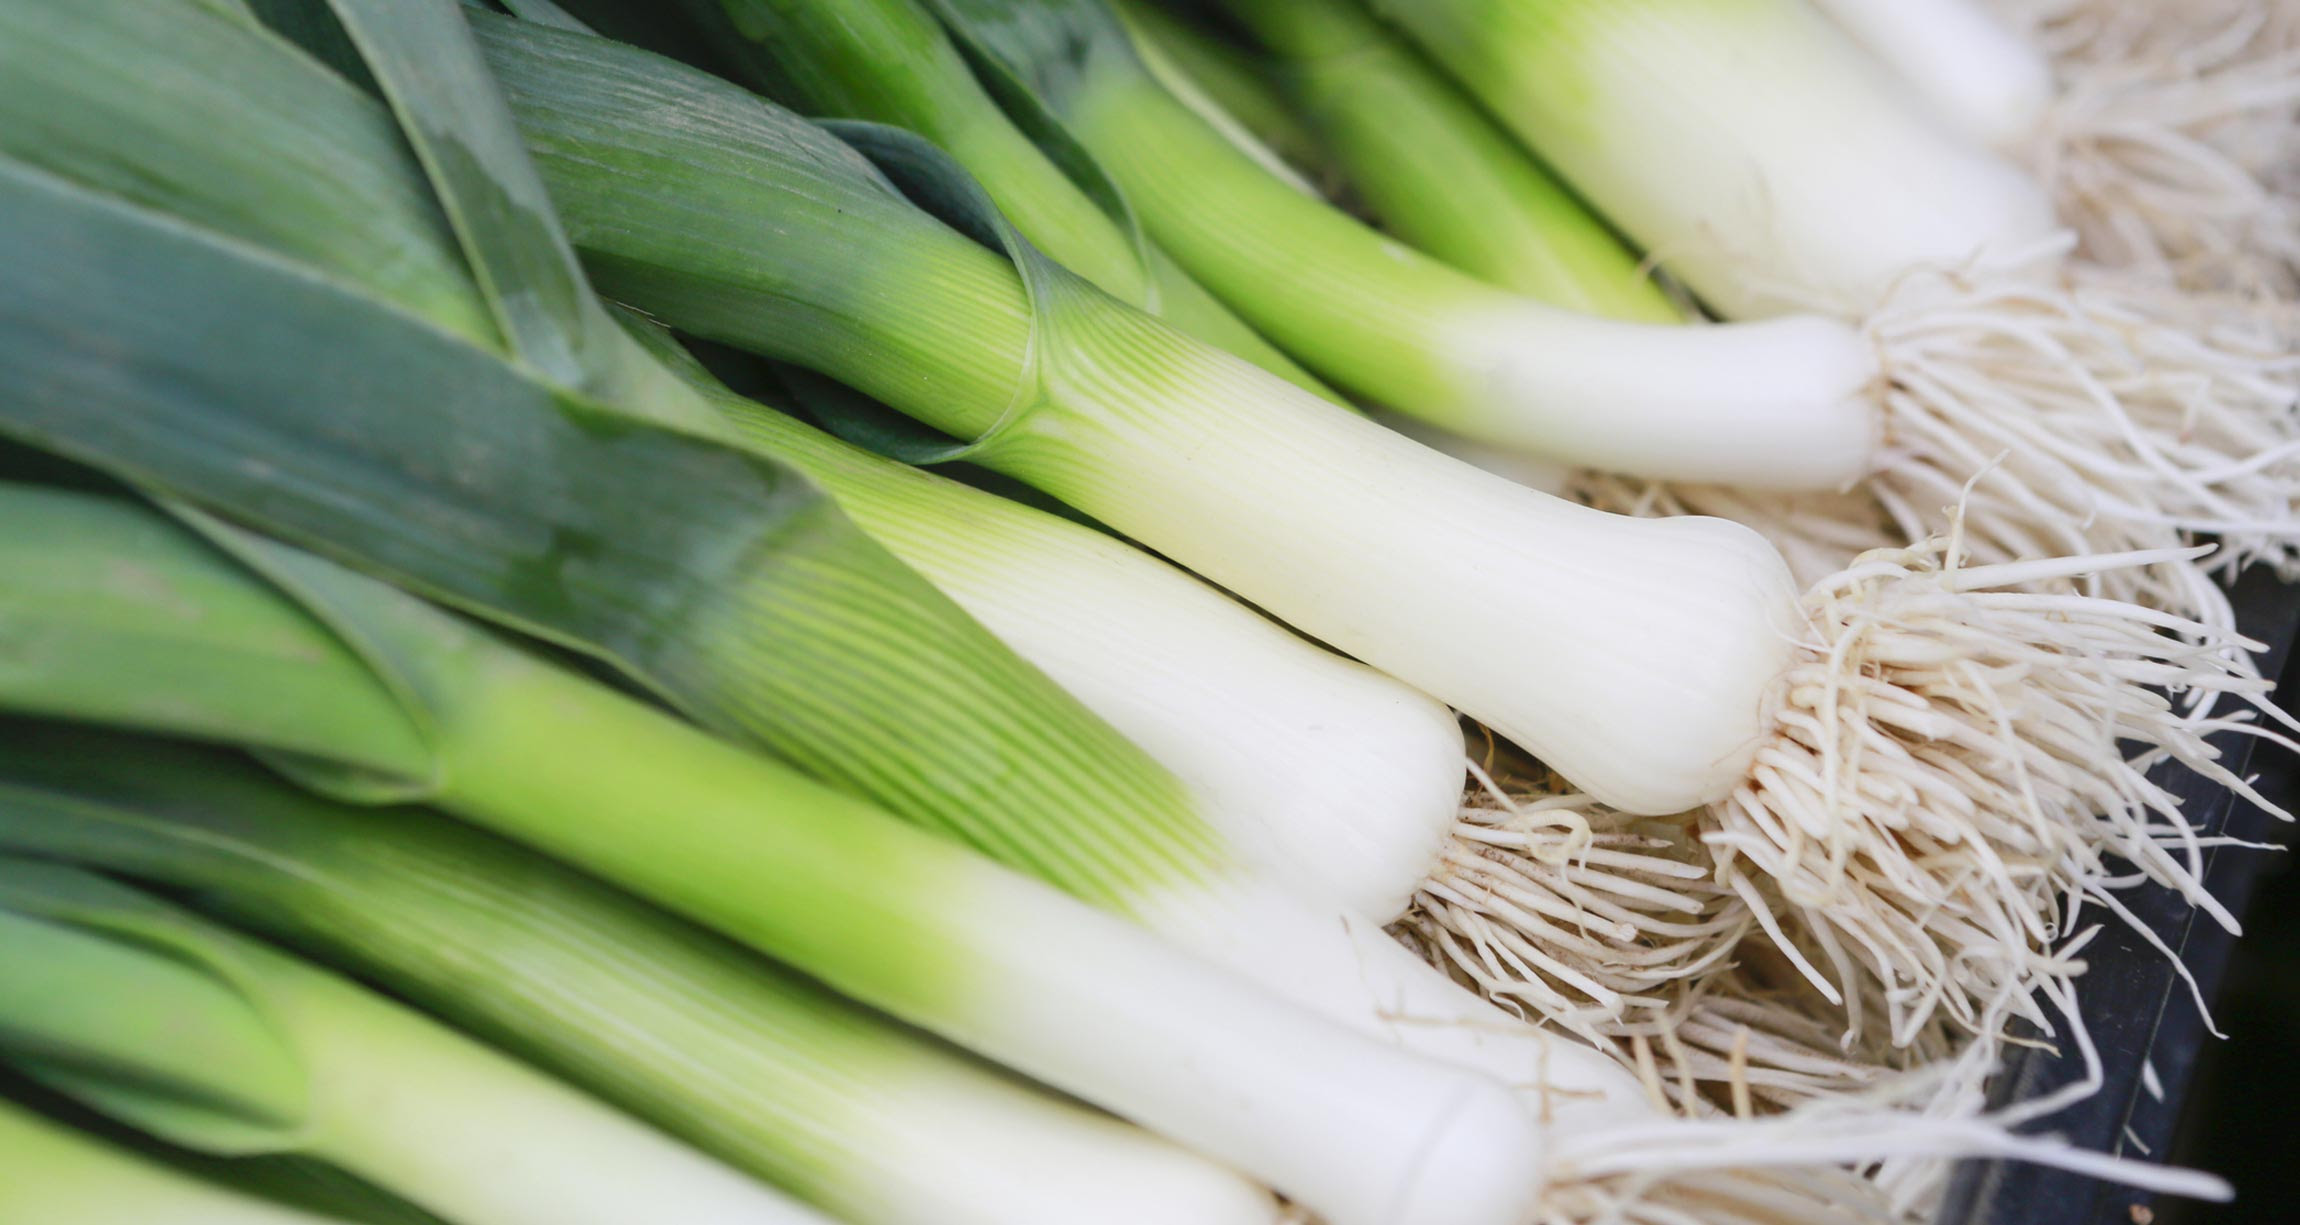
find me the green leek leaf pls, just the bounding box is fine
[0,863,313,1156]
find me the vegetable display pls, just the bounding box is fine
[0,0,2291,1222]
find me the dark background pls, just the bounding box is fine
[2164,850,2300,1224]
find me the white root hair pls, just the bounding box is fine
[1708,532,2294,1051]
[1862,244,2300,603]
[1536,1164,1906,1225]
[1512,973,2223,1222]
[1990,0,2300,299]
[1578,239,2300,633]
[1397,768,1753,1041]
[1536,1095,2231,1219]
[1589,927,2039,1213]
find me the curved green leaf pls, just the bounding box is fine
[0,720,1138,1217]
[0,485,435,795]
[0,157,1221,908]
[0,0,494,346]
[311,0,630,400]
[0,863,313,1156]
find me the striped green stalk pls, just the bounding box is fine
[0,1098,362,1225]
[624,329,1467,921]
[1210,0,1682,321]
[480,27,1038,430]
[0,721,1278,1225]
[0,862,837,1225]
[552,0,1331,394]
[0,483,1550,1225]
[1106,0,1334,192]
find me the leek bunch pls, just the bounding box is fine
[0,0,2288,1221]
[465,0,2283,1061]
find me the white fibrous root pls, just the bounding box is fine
[1576,241,2300,631]
[1861,244,2300,610]
[1608,968,1927,1117]
[1519,1032,2199,1225]
[1991,0,2300,298]
[1397,770,1751,1041]
[1538,1164,1906,1225]
[1708,532,2293,1052]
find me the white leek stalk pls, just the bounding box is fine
[0,1099,360,1225]
[1810,0,2055,153]
[1824,0,2300,298]
[0,864,841,1225]
[1371,0,2053,312]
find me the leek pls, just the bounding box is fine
[639,329,1470,921]
[0,481,1557,1225]
[462,15,2286,1052]
[0,862,840,1225]
[1371,0,2049,311]
[1363,0,2298,596]
[927,0,1882,490]
[0,1098,362,1225]
[0,720,1281,1225]
[1207,0,1681,322]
